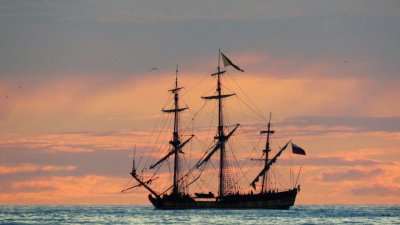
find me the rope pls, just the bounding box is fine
[225,74,267,121]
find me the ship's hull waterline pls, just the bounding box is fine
[149,188,298,209]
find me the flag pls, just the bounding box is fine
[291,143,306,155]
[221,52,244,72]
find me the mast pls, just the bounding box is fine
[250,139,291,190]
[171,65,182,196]
[217,49,226,198]
[197,50,239,198]
[260,113,274,193]
[149,65,191,197]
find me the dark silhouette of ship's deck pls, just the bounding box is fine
[149,188,299,209]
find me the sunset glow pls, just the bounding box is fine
[1,1,399,205]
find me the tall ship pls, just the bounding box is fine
[122,50,307,209]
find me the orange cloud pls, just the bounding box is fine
[0,164,76,175]
[3,70,400,134]
[0,175,148,205]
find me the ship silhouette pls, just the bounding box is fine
[122,50,306,209]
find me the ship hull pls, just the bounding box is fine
[149,188,298,209]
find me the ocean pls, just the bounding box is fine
[0,205,399,224]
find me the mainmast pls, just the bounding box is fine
[216,50,226,198]
[197,50,239,198]
[260,113,274,193]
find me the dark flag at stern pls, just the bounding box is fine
[291,143,306,155]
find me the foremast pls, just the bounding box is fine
[171,66,182,196]
[149,65,193,197]
[197,50,239,199]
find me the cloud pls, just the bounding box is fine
[11,184,56,193]
[3,1,399,22]
[315,168,384,182]
[0,164,76,175]
[0,146,134,179]
[0,175,146,204]
[0,129,398,204]
[351,183,400,197]
[0,130,173,185]
[281,156,383,167]
[282,116,400,133]
[0,130,153,153]
[1,1,399,78]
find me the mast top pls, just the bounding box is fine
[260,113,274,135]
[175,64,178,86]
[169,65,183,93]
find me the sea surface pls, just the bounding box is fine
[0,205,399,224]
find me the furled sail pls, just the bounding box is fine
[201,94,236,100]
[150,135,194,169]
[162,107,188,113]
[196,124,240,168]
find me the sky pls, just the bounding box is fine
[0,0,399,205]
